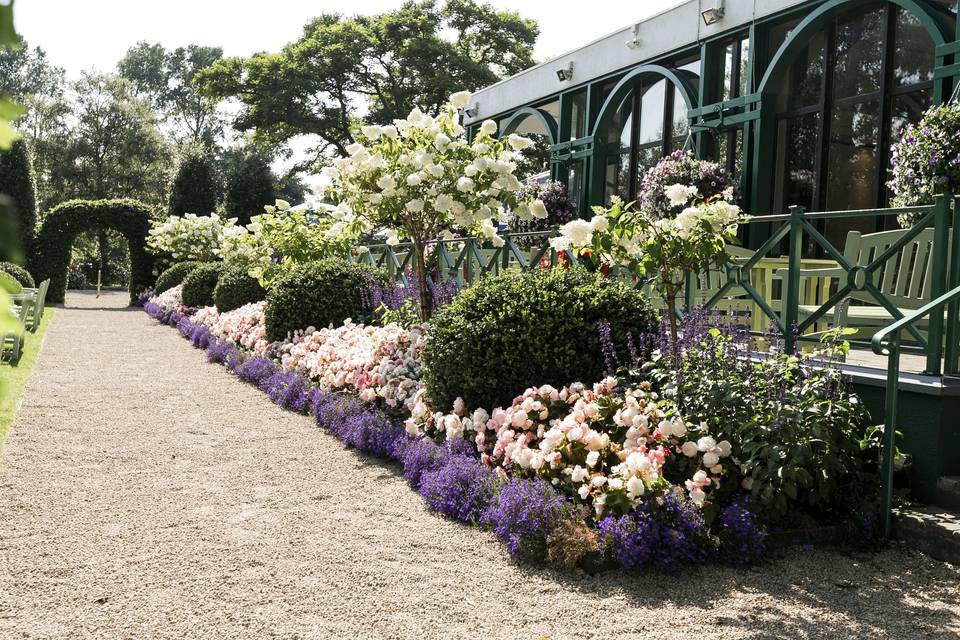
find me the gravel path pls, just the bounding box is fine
[1,290,958,640]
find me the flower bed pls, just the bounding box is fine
[142,277,877,571]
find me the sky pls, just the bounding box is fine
[14,0,685,177]
[15,0,685,76]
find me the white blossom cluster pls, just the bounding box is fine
[147,213,247,262]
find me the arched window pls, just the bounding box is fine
[768,2,943,246]
[598,58,699,204]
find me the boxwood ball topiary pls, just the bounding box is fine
[154,260,203,295]
[422,267,659,411]
[0,261,35,288]
[265,259,388,342]
[181,262,224,308]
[214,263,266,312]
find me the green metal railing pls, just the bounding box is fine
[871,283,960,537]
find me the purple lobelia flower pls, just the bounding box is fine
[597,493,715,572]
[237,356,276,386]
[260,371,313,414]
[417,454,497,523]
[205,340,234,364]
[483,477,574,562]
[716,493,767,565]
[395,436,448,489]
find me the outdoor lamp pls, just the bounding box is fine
[556,62,574,82]
[701,0,725,25]
[464,104,479,118]
[625,23,642,50]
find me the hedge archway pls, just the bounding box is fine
[29,199,156,304]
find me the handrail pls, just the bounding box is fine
[869,282,960,539]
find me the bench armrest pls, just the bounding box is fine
[772,267,846,280]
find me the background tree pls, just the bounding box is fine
[224,149,275,224]
[119,42,225,147]
[197,0,537,170]
[168,145,218,215]
[0,39,65,102]
[0,138,37,253]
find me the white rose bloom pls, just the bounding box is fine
[697,436,717,452]
[368,193,383,205]
[681,441,699,457]
[559,218,593,246]
[626,476,645,499]
[589,215,609,232]
[385,231,400,246]
[571,465,588,483]
[433,132,451,149]
[449,90,471,109]
[508,133,533,151]
[275,199,291,211]
[434,194,454,212]
[471,142,490,154]
[529,199,548,219]
[464,164,478,177]
[586,450,600,467]
[361,125,382,140]
[346,142,365,156]
[549,236,571,252]
[480,119,498,135]
[406,174,422,186]
[702,451,720,467]
[717,440,732,457]
[381,125,398,139]
[377,175,396,190]
[578,484,591,499]
[456,177,475,193]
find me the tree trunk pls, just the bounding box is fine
[414,239,433,322]
[98,229,109,282]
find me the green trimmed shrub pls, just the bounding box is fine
[0,261,35,288]
[422,267,659,411]
[181,262,224,308]
[154,260,203,295]
[0,270,22,294]
[214,263,266,312]
[265,259,387,342]
[0,139,38,255]
[168,147,219,216]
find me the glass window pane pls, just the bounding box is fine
[602,152,631,203]
[671,87,689,141]
[738,36,751,97]
[604,93,633,151]
[570,91,587,139]
[778,113,820,213]
[675,56,701,93]
[832,8,885,99]
[825,100,880,244]
[722,42,736,101]
[638,80,666,145]
[568,160,584,206]
[775,30,825,111]
[893,9,934,86]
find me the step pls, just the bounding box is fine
[935,476,960,512]
[893,505,960,565]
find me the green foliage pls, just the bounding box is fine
[154,260,203,294]
[28,198,156,304]
[0,136,36,253]
[168,146,218,215]
[180,261,223,308]
[213,263,266,312]
[197,1,537,168]
[264,259,387,342]
[422,267,659,411]
[0,260,34,287]
[118,42,224,146]
[644,328,874,524]
[223,151,274,225]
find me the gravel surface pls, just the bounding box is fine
[1,290,958,640]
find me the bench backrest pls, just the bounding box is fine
[842,227,949,310]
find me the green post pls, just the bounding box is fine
[880,331,900,539]
[784,205,805,353]
[926,194,950,375]
[465,238,474,285]
[946,196,960,375]
[684,270,695,313]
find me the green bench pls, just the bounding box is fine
[779,227,948,340]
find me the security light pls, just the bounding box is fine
[625,23,642,50]
[464,104,479,118]
[701,0,725,25]
[556,62,574,82]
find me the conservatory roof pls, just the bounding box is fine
[463,0,808,125]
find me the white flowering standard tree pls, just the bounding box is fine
[323,91,548,320]
[552,186,748,361]
[147,213,247,264]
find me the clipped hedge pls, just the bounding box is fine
[0,139,38,255]
[0,261,35,288]
[155,260,203,295]
[265,259,387,342]
[214,263,266,312]
[181,262,224,308]
[422,267,659,410]
[28,199,155,304]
